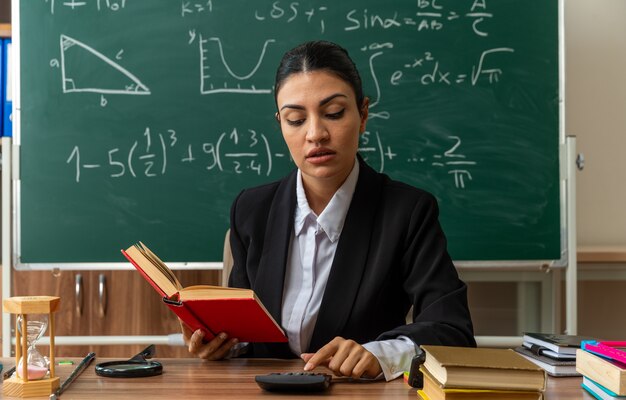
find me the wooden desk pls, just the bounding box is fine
[0,358,594,399]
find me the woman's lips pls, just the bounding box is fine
[306,148,336,164]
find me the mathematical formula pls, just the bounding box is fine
[46,0,513,96]
[47,0,493,38]
[66,127,476,190]
[43,0,502,191]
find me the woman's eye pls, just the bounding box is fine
[326,109,345,119]
[286,119,305,126]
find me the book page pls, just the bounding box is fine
[138,242,183,290]
[179,285,254,300]
[125,244,180,297]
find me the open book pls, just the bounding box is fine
[122,242,287,343]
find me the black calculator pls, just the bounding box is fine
[255,372,332,392]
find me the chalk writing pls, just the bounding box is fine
[254,3,328,34]
[66,127,473,189]
[48,1,506,191]
[66,126,280,182]
[364,48,391,120]
[45,0,127,14]
[393,47,514,86]
[345,0,494,36]
[407,136,477,189]
[97,0,127,11]
[359,131,397,173]
[56,34,150,96]
[195,35,275,95]
[181,1,213,17]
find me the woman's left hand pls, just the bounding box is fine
[300,336,382,379]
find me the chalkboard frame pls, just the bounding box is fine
[8,0,568,271]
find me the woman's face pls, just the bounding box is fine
[276,70,368,190]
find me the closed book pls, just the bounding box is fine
[521,341,576,360]
[418,389,433,400]
[421,345,546,391]
[122,242,287,343]
[577,349,626,395]
[523,332,596,356]
[419,367,543,400]
[582,376,626,400]
[514,346,579,377]
[583,341,626,365]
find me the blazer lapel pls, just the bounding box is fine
[252,170,297,327]
[308,159,384,351]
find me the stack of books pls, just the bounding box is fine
[417,345,546,400]
[515,332,597,377]
[577,341,626,400]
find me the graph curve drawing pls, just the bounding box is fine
[60,34,151,95]
[199,35,275,95]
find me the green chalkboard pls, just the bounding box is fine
[16,0,561,264]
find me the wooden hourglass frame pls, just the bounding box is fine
[2,296,61,397]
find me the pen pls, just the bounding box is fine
[3,365,16,380]
[50,352,95,400]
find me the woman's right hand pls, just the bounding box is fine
[179,319,239,360]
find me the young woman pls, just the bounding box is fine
[181,40,475,381]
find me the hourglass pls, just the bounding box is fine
[16,313,49,380]
[3,296,61,398]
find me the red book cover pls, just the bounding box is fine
[182,297,287,343]
[121,245,287,343]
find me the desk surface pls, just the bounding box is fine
[0,358,594,399]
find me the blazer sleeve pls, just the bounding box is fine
[376,193,476,348]
[227,190,251,290]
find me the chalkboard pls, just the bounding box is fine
[15,0,561,265]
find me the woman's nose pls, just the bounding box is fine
[305,117,329,143]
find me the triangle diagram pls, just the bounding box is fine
[60,34,150,95]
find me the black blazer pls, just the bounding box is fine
[229,157,475,358]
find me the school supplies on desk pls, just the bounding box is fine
[576,348,626,395]
[420,345,546,392]
[2,365,15,380]
[521,342,576,360]
[50,352,95,400]
[123,242,287,343]
[523,332,597,356]
[583,341,626,364]
[514,345,579,377]
[582,376,626,400]
[417,367,543,400]
[95,345,162,378]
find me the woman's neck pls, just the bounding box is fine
[301,173,348,216]
[300,159,357,215]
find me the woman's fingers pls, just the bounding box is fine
[302,337,382,378]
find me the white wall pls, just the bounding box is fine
[566,0,626,246]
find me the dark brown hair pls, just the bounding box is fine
[274,41,365,110]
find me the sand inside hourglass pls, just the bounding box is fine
[17,364,48,380]
[16,315,50,380]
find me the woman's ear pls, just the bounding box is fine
[275,112,280,123]
[359,97,369,134]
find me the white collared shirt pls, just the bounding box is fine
[281,159,416,381]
